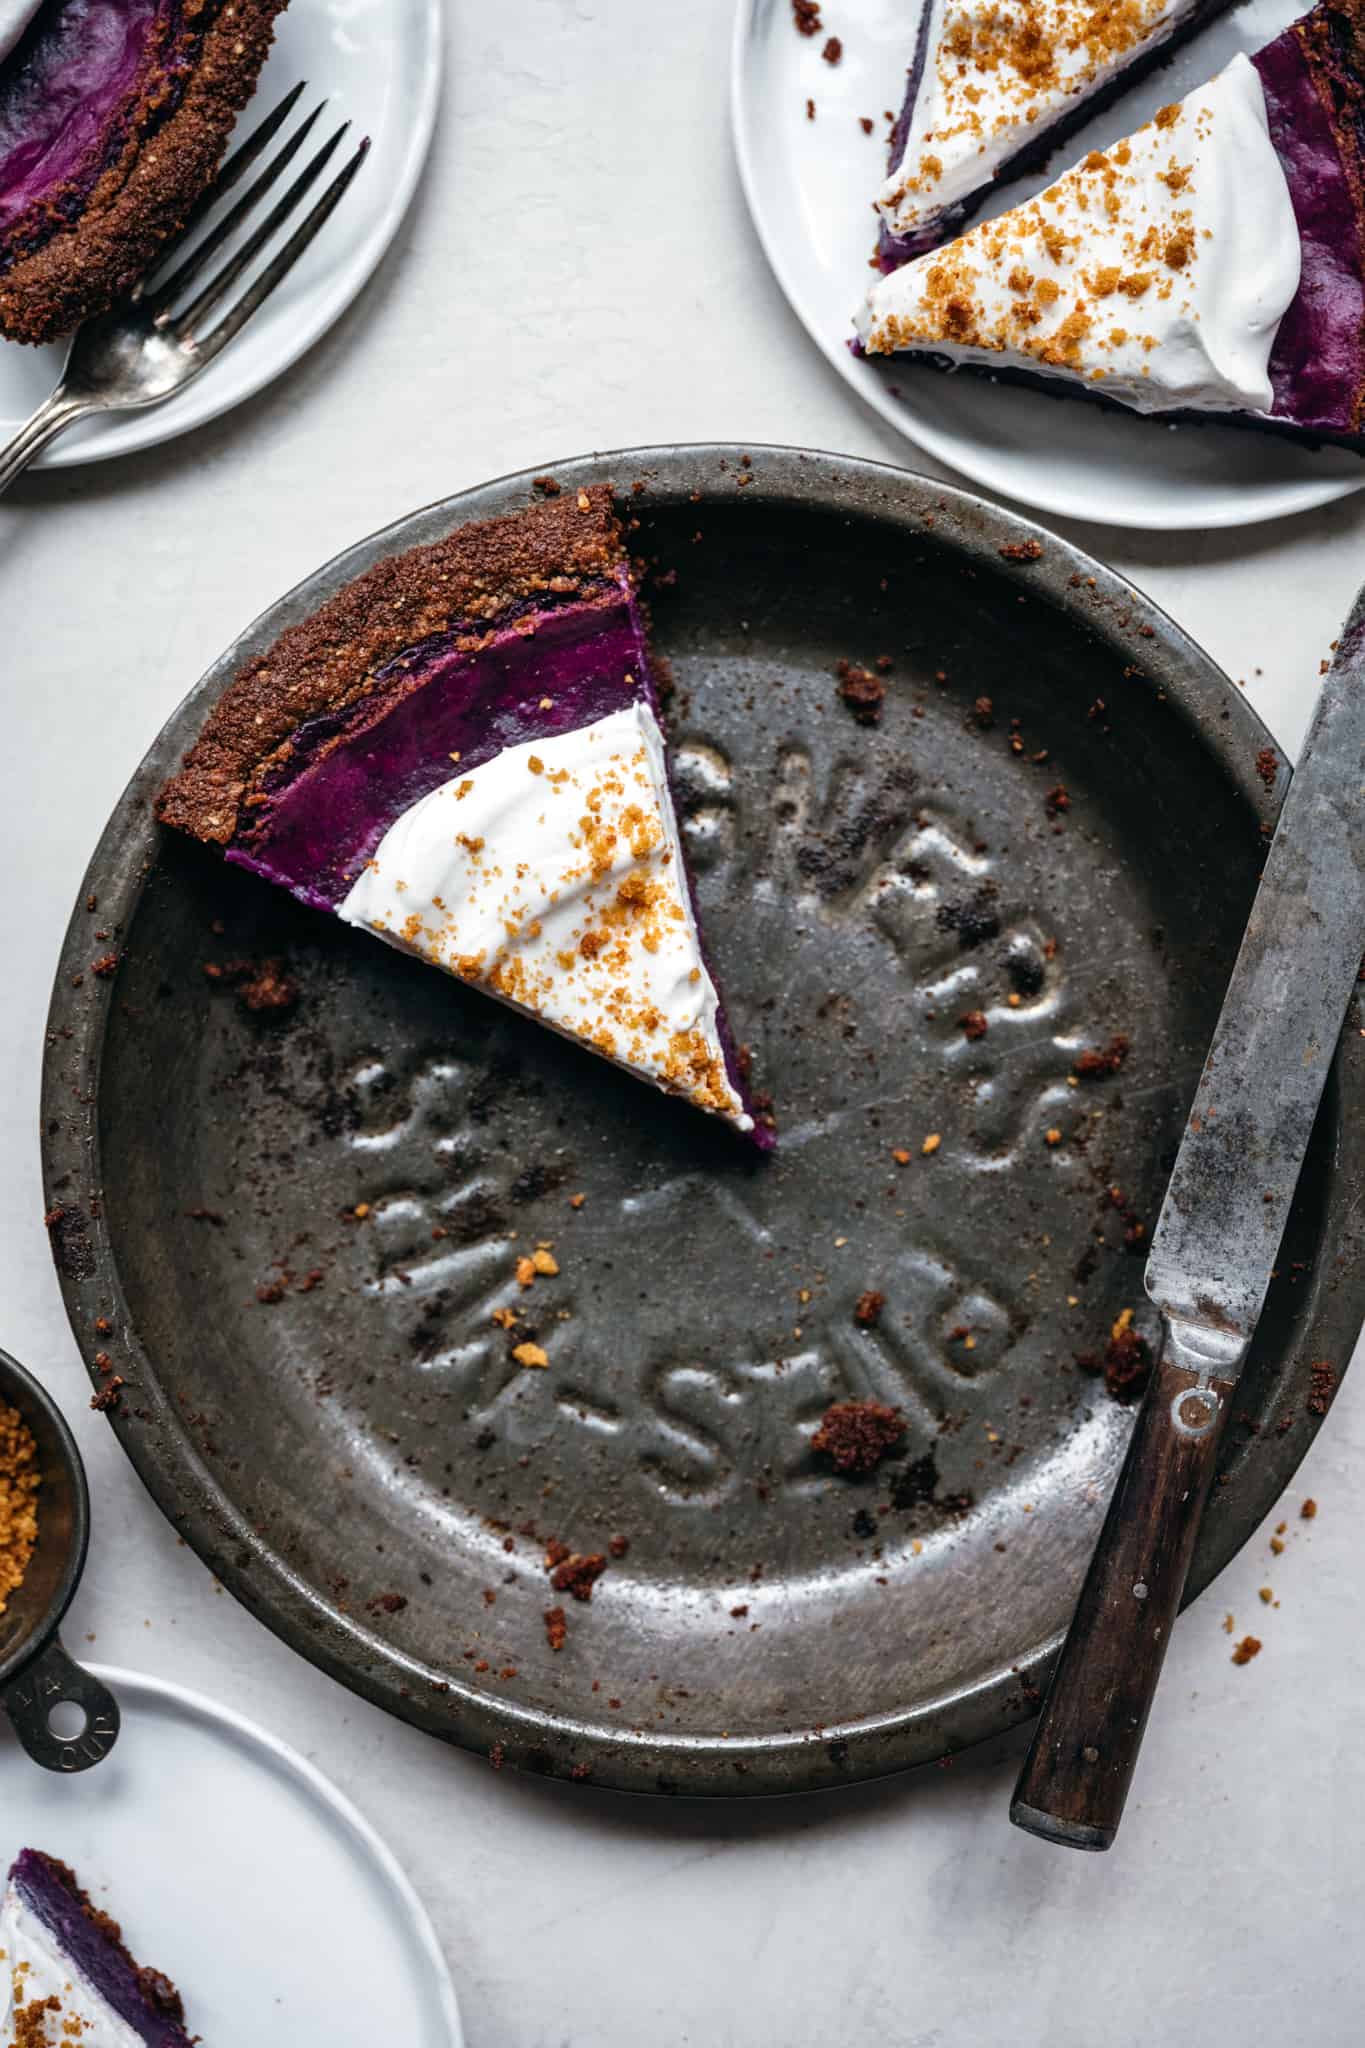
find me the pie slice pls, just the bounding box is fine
[875,0,1239,264]
[0,1849,195,2046]
[858,1,1365,450]
[0,0,288,345]
[156,487,771,1147]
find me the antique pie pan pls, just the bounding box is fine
[40,447,1365,1795]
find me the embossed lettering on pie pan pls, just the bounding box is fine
[41,448,1365,1795]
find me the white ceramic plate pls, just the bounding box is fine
[732,0,1365,529]
[0,0,442,468]
[0,1666,462,2045]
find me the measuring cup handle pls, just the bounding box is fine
[2,1636,120,1772]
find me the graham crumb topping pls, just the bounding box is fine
[887,0,1185,219]
[344,709,744,1125]
[875,91,1209,373]
[0,1400,39,1618]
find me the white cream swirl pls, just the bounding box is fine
[859,55,1301,416]
[339,704,751,1131]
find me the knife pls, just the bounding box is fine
[1010,594,1365,1851]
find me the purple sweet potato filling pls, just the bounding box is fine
[9,1849,192,2048]
[226,574,771,1142]
[0,0,166,240]
[1256,22,1365,433]
[230,579,651,910]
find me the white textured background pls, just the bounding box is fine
[2,3,1363,2042]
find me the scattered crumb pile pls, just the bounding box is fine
[0,1401,40,1617]
[812,1400,905,1474]
[1076,1307,1151,1402]
[203,955,298,1014]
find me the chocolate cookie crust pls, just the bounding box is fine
[0,0,288,346]
[156,486,627,844]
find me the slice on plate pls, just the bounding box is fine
[156,486,770,1147]
[0,0,289,345]
[858,0,1365,451]
[875,0,1239,264]
[0,1848,195,2046]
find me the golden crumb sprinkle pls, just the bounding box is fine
[347,714,745,1128]
[921,1133,942,1156]
[885,0,1187,227]
[869,76,1226,395]
[0,1401,39,1616]
[513,1342,550,1369]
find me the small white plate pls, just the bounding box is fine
[732,0,1365,530]
[0,1666,462,2046]
[0,0,442,468]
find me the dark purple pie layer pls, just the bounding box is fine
[877,0,1240,268]
[157,486,772,1145]
[1257,0,1365,436]
[0,0,287,344]
[235,581,650,911]
[9,1848,194,2047]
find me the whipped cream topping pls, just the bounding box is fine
[859,55,1301,416]
[0,0,42,63]
[339,704,752,1132]
[878,0,1201,245]
[0,1881,147,2047]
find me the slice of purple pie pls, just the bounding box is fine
[156,487,770,1148]
[0,0,288,345]
[858,0,1365,450]
[875,0,1240,266]
[0,1848,195,2046]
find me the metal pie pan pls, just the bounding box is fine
[41,446,1365,1795]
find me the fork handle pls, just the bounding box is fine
[0,389,93,497]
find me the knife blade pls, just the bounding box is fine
[1011,592,1365,1851]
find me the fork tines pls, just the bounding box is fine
[141,84,370,358]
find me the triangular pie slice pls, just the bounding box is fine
[0,0,288,344]
[0,1849,196,2047]
[156,487,771,1148]
[875,0,1240,264]
[858,1,1365,450]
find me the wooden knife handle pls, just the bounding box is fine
[1010,1330,1236,1850]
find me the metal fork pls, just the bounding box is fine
[0,85,368,494]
